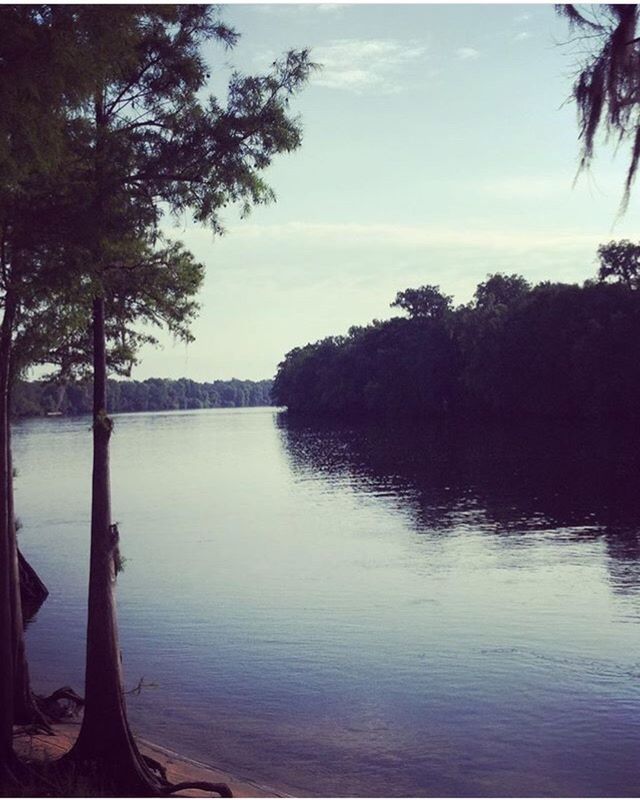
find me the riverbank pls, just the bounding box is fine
[13,723,285,797]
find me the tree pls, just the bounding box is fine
[41,6,313,795]
[0,5,96,785]
[558,5,640,209]
[391,285,453,319]
[597,240,640,288]
[473,273,531,313]
[274,258,640,423]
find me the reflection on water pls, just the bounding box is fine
[12,409,640,797]
[278,416,640,600]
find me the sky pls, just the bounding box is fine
[133,3,640,382]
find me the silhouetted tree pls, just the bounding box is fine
[558,4,640,208]
[473,273,531,313]
[390,285,453,319]
[597,240,640,288]
[274,261,640,423]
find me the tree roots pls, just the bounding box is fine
[161,780,233,797]
[36,687,85,722]
[55,749,233,797]
[7,752,233,798]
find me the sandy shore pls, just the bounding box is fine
[13,722,286,797]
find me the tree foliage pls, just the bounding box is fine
[274,261,640,422]
[13,377,273,416]
[558,4,640,208]
[391,284,453,319]
[597,239,640,288]
[0,5,312,794]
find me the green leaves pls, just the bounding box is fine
[1,6,311,386]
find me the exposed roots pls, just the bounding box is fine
[142,754,167,783]
[56,748,233,797]
[14,692,55,736]
[162,780,233,797]
[36,687,85,721]
[14,686,84,737]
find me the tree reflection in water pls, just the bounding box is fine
[277,413,640,598]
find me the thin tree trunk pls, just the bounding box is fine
[9,439,36,723]
[64,299,231,797]
[69,295,137,762]
[0,292,17,785]
[9,409,52,730]
[64,297,164,795]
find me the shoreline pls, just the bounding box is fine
[13,722,288,798]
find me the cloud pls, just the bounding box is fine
[255,3,344,15]
[316,4,344,14]
[312,38,427,93]
[217,221,603,253]
[513,32,531,42]
[456,47,481,61]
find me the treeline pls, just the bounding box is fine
[273,244,640,422]
[13,378,273,417]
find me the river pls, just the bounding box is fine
[13,408,640,796]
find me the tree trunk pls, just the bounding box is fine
[64,299,231,797]
[63,85,231,795]
[0,293,17,785]
[64,296,166,795]
[9,423,51,729]
[10,440,36,723]
[68,296,138,761]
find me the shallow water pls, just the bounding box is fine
[13,408,640,796]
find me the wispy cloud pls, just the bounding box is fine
[456,47,481,61]
[255,4,342,15]
[313,38,427,93]
[221,221,603,253]
[513,31,531,42]
[316,4,344,15]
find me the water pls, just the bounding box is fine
[12,408,640,797]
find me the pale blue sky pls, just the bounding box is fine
[140,3,640,382]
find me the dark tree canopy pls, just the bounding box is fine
[274,259,640,422]
[473,273,531,313]
[597,239,640,288]
[390,285,453,319]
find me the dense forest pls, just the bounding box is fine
[13,378,273,417]
[273,242,640,422]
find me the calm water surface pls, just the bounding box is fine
[12,408,640,796]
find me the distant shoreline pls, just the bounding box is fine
[15,403,277,420]
[13,377,274,418]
